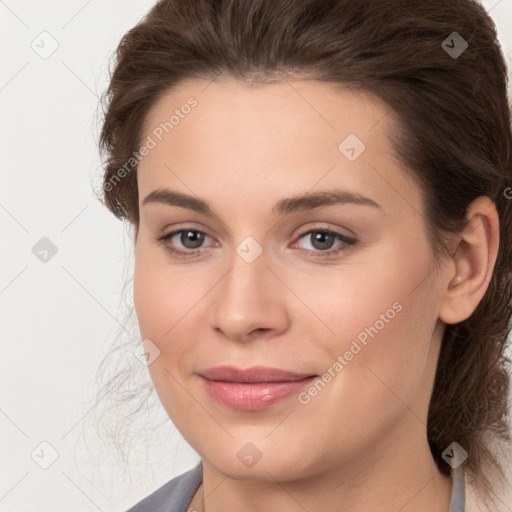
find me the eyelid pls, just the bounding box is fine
[291,222,357,241]
[156,222,217,244]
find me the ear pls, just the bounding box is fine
[438,196,500,324]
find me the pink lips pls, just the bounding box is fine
[199,365,317,410]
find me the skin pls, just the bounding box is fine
[132,77,499,512]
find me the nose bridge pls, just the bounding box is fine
[209,240,289,340]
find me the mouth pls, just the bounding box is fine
[198,365,318,410]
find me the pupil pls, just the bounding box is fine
[182,230,204,249]
[312,231,334,250]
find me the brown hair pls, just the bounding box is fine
[97,0,512,505]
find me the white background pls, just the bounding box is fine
[1,1,512,511]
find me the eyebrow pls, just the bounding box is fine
[142,188,381,216]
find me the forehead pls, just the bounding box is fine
[140,76,394,148]
[136,76,420,215]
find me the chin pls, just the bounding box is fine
[199,440,319,483]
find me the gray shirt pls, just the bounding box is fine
[126,462,465,511]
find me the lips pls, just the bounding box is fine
[199,365,316,383]
[198,365,318,410]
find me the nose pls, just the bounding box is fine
[208,246,290,343]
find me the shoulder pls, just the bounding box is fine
[126,463,203,512]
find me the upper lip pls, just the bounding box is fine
[199,365,317,383]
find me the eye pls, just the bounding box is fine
[157,228,215,257]
[293,228,357,258]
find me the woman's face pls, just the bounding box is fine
[133,77,450,480]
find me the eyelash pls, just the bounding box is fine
[156,227,358,259]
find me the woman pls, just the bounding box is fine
[97,0,512,510]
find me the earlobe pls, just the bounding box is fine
[438,196,500,325]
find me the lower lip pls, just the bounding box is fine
[200,376,317,410]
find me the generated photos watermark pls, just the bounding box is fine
[298,301,403,405]
[103,96,198,193]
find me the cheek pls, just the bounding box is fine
[132,250,202,429]
[132,244,188,361]
[302,239,439,399]
[288,237,432,341]
[133,254,166,340]
[133,238,186,338]
[132,245,212,362]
